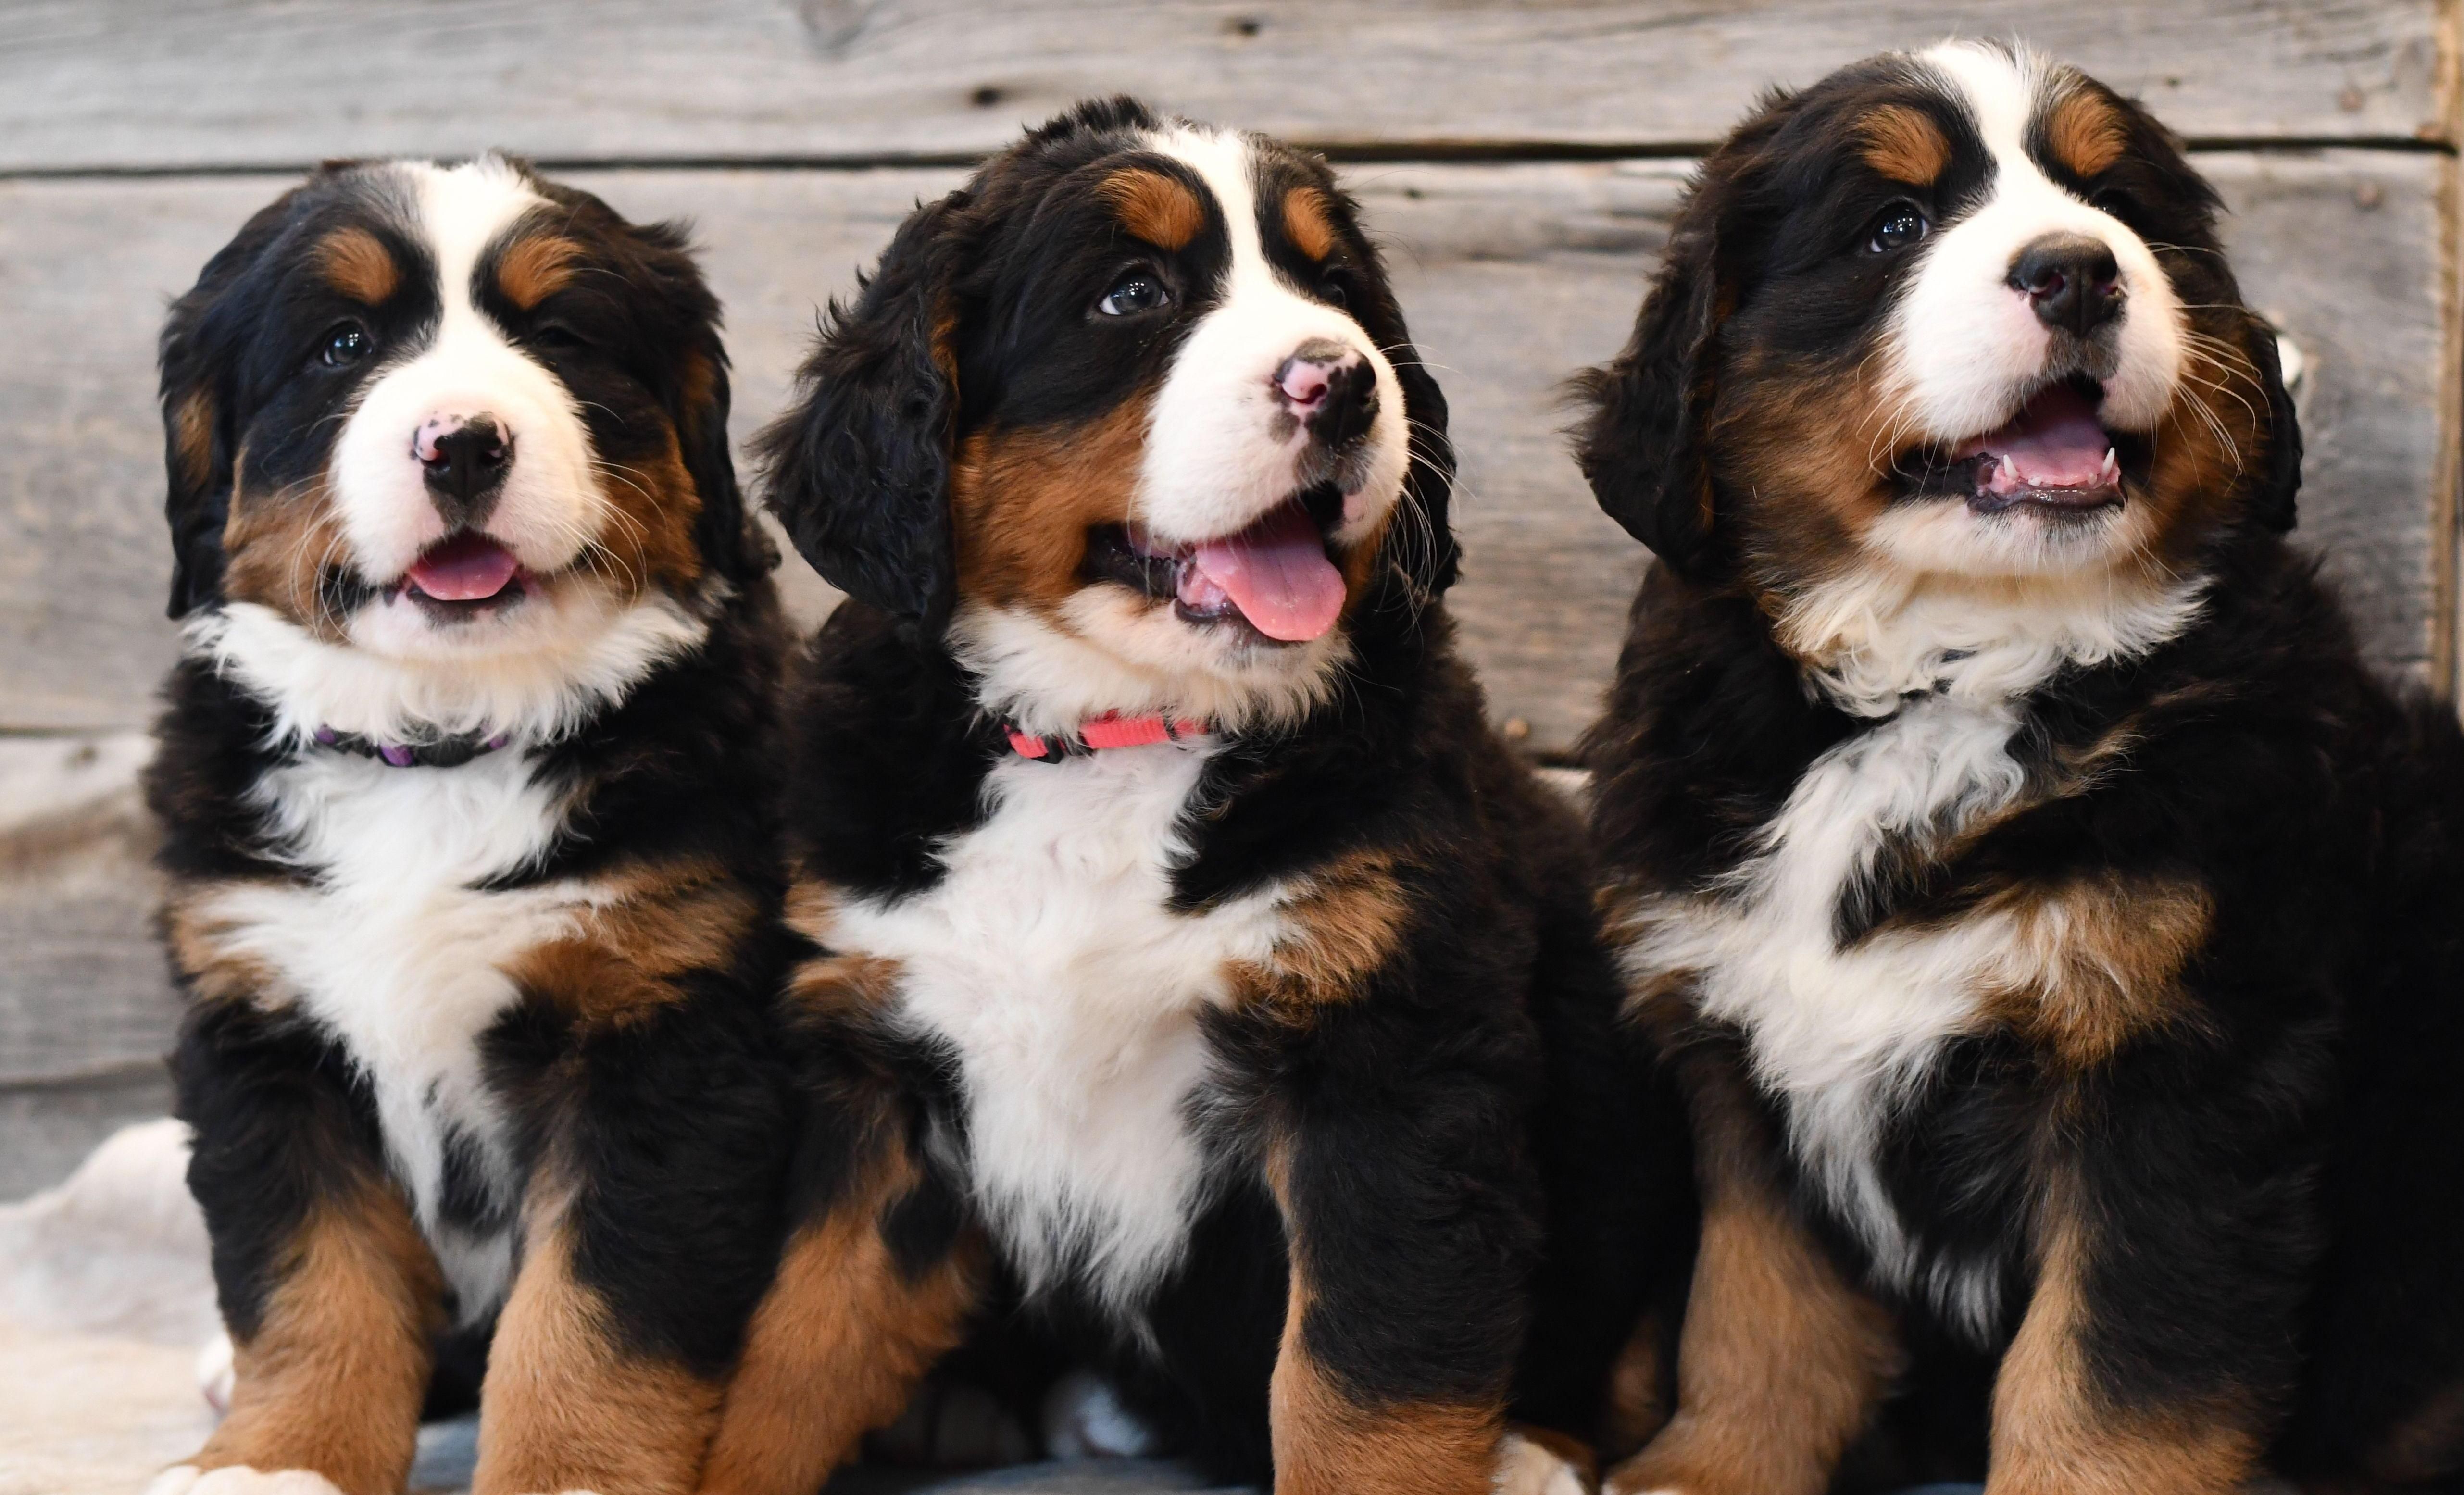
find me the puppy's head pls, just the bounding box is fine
[1578,42,2297,603]
[759,97,1454,734]
[160,156,752,662]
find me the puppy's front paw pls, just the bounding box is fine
[1492,1428,1593,1495]
[143,1468,345,1495]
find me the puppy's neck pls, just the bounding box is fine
[1774,560,2207,717]
[191,586,713,749]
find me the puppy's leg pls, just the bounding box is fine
[161,1002,444,1495]
[471,987,796,1495]
[1261,1074,1540,1495]
[1984,1172,2278,1495]
[695,1134,980,1495]
[1604,1053,1898,1495]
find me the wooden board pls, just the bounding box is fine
[0,0,2446,175]
[0,152,2447,749]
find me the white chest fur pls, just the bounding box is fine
[193,750,592,1320]
[1622,693,2038,1333]
[830,741,1288,1318]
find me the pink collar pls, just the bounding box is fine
[1005,711,1212,761]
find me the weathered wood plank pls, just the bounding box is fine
[0,155,2443,751]
[0,0,2444,174]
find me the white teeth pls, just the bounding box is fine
[1999,455,2019,486]
[2101,447,2119,481]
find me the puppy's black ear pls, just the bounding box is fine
[158,194,295,619]
[1389,346,1460,597]
[756,195,969,634]
[2247,315,2301,534]
[632,220,762,582]
[1574,214,1725,578]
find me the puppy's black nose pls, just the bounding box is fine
[417,415,512,526]
[2008,234,2124,337]
[1275,339,1377,449]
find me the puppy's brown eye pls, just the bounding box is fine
[1865,205,1929,255]
[320,323,372,368]
[1098,273,1170,317]
[1320,273,1350,310]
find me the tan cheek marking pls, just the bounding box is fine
[1228,850,1410,1011]
[700,1148,982,1495]
[2044,88,2130,181]
[1283,186,1339,262]
[949,394,1152,610]
[1604,1059,1898,1495]
[192,1182,443,1494]
[2143,331,2270,562]
[218,460,353,643]
[1713,346,1898,598]
[495,233,582,311]
[1101,167,1206,251]
[506,858,759,1025]
[1981,874,2213,1070]
[174,388,218,496]
[317,225,399,306]
[474,1210,722,1495]
[1989,1190,2260,1495]
[1263,1136,1505,1495]
[1858,104,1951,186]
[591,426,707,596]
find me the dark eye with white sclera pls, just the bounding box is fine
[1097,273,1171,316]
[1865,204,1930,255]
[319,324,373,368]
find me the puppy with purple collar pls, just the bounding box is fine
[145,156,794,1495]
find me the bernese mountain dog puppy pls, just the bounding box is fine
[1576,41,2464,1495]
[694,98,1691,1495]
[144,157,793,1495]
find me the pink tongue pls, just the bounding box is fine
[1954,382,2114,492]
[406,534,520,601]
[1185,502,1347,643]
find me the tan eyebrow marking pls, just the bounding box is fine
[496,234,584,311]
[316,226,399,305]
[2045,87,2130,179]
[1282,185,1338,262]
[1858,104,1951,186]
[1100,167,1205,251]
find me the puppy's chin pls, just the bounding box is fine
[951,586,1356,740]
[1862,492,2160,581]
[341,567,615,663]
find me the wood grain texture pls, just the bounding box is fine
[0,153,2446,748]
[0,0,2446,174]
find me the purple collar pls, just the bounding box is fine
[310,726,511,769]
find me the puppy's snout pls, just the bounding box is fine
[415,413,512,527]
[2008,233,2124,338]
[1274,339,1377,449]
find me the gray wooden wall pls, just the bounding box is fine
[2,0,2457,1197]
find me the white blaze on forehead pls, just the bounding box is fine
[1128,125,1407,550]
[1881,41,2186,443]
[329,156,604,610]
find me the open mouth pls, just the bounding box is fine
[1905,375,2143,520]
[1087,485,1348,644]
[393,531,527,619]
